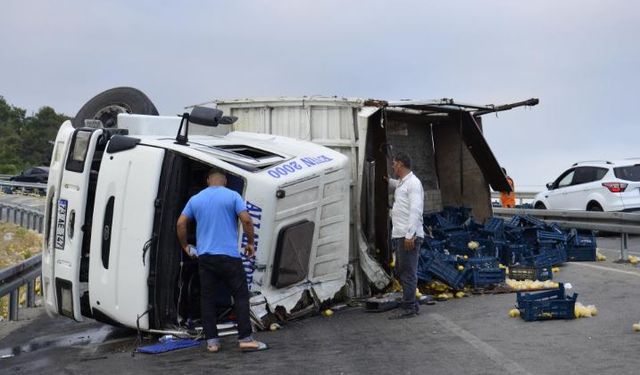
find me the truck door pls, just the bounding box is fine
[88,144,164,329]
[48,126,104,321]
[43,121,76,317]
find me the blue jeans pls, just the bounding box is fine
[393,237,423,313]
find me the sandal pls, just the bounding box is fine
[238,340,269,352]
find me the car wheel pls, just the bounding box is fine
[72,87,159,128]
[587,202,603,211]
[534,202,547,210]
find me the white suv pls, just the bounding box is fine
[533,160,640,212]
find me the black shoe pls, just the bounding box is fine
[388,310,418,320]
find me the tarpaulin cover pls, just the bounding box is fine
[136,338,201,354]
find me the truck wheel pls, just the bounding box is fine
[72,87,159,128]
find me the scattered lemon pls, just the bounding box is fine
[468,241,479,250]
[415,288,423,298]
[457,265,464,271]
[322,309,334,317]
[508,309,520,318]
[552,267,560,273]
[455,291,465,298]
[633,323,640,332]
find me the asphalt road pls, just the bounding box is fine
[1,236,640,374]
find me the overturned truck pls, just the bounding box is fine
[42,88,537,333]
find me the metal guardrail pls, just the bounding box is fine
[0,202,45,234]
[0,180,47,196]
[0,254,42,321]
[0,174,13,181]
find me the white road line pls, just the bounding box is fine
[430,313,533,375]
[571,262,640,277]
[598,247,640,257]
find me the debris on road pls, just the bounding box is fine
[574,302,598,318]
[417,207,598,294]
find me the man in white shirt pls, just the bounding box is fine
[388,151,425,319]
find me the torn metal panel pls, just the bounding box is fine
[459,112,511,192]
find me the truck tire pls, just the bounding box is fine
[72,87,159,128]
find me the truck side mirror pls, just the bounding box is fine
[189,106,223,127]
[189,106,237,126]
[175,106,238,145]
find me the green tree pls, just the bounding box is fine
[0,96,69,174]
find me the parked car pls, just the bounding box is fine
[10,166,50,183]
[533,160,640,212]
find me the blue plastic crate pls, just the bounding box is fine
[548,223,564,234]
[471,268,505,288]
[573,232,597,247]
[465,256,499,269]
[516,283,577,321]
[522,247,566,268]
[424,253,468,289]
[508,265,552,281]
[504,244,534,266]
[537,230,568,243]
[422,238,446,253]
[417,255,433,282]
[520,215,547,228]
[566,246,596,261]
[483,217,505,238]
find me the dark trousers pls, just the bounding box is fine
[393,237,423,313]
[198,254,252,340]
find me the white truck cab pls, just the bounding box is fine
[42,107,350,331]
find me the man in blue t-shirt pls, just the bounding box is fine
[177,167,267,353]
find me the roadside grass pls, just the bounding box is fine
[0,222,42,320]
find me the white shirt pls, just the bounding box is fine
[389,172,425,239]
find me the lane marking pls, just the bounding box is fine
[598,247,640,257]
[430,313,533,375]
[571,262,640,277]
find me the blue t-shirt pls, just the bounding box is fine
[181,186,247,258]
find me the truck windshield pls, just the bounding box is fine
[614,165,640,181]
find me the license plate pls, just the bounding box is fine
[55,199,68,250]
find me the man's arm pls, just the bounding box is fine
[239,211,256,257]
[176,214,193,258]
[387,177,399,192]
[404,180,424,250]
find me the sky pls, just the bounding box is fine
[1,0,639,190]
